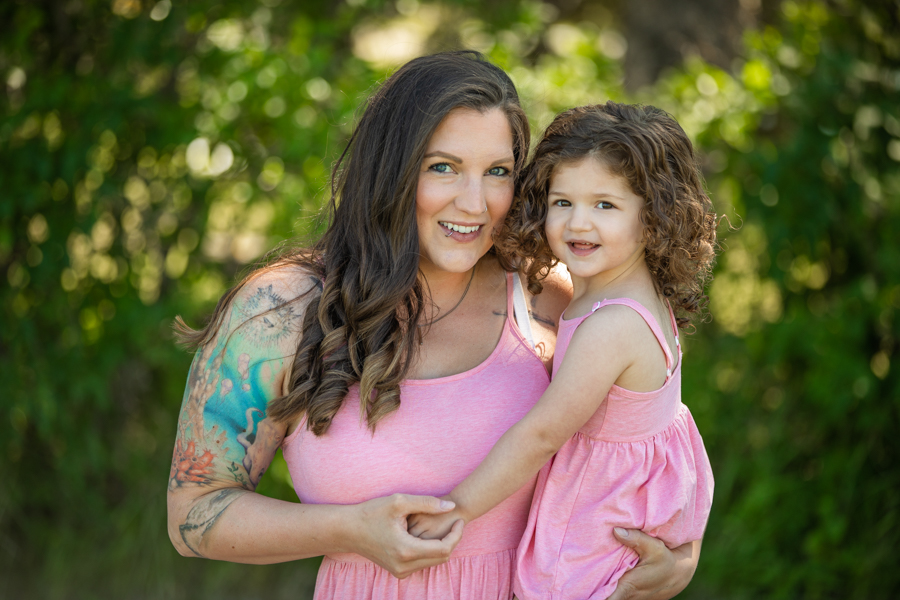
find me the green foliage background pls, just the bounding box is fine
[2,0,898,597]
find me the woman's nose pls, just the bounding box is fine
[454,176,487,215]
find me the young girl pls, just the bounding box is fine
[408,101,717,599]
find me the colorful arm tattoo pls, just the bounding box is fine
[169,279,311,555]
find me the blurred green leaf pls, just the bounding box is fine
[2,0,897,598]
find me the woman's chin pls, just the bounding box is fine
[419,250,490,276]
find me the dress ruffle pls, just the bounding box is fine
[516,405,713,600]
[315,549,516,600]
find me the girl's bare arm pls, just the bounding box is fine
[409,306,638,536]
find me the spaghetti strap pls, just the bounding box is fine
[591,298,675,377]
[511,272,535,349]
[664,298,682,358]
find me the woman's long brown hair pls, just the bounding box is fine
[177,51,530,435]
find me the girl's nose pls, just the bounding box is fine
[567,207,591,231]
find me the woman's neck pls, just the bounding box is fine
[418,261,479,312]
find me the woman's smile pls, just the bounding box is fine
[439,221,484,240]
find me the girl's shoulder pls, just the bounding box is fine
[575,294,673,392]
[567,291,662,357]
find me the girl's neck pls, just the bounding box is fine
[568,253,653,315]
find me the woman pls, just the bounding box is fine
[167,51,701,599]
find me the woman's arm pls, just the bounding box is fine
[409,307,637,536]
[167,270,462,576]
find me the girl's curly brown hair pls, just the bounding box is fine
[496,101,717,329]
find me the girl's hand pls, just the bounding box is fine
[606,528,701,600]
[407,508,463,540]
[351,494,464,579]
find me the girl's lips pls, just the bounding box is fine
[567,241,599,256]
[439,222,483,242]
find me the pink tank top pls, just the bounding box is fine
[282,272,550,599]
[553,298,683,441]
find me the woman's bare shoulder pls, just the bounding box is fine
[531,262,572,326]
[238,261,322,307]
[217,261,321,352]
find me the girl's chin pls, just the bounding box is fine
[563,263,602,279]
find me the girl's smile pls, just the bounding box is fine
[566,240,600,256]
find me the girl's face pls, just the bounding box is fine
[545,156,645,283]
[416,107,515,278]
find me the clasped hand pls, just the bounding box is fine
[354,493,464,579]
[407,499,465,540]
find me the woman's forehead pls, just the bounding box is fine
[425,108,514,159]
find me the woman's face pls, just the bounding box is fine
[416,107,515,278]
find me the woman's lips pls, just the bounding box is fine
[567,241,599,256]
[439,221,483,242]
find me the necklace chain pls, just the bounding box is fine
[417,267,476,341]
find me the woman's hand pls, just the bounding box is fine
[351,493,464,579]
[607,528,702,600]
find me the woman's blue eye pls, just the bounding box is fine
[488,166,510,176]
[429,163,453,173]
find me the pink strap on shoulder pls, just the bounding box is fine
[504,271,516,327]
[664,298,682,358]
[591,298,675,375]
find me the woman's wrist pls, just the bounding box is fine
[340,498,384,556]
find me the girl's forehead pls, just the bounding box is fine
[549,156,641,202]
[550,156,618,185]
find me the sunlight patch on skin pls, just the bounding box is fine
[238,352,251,380]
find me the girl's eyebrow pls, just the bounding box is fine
[548,190,624,200]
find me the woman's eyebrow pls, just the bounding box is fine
[423,152,515,166]
[489,156,515,167]
[424,151,463,162]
